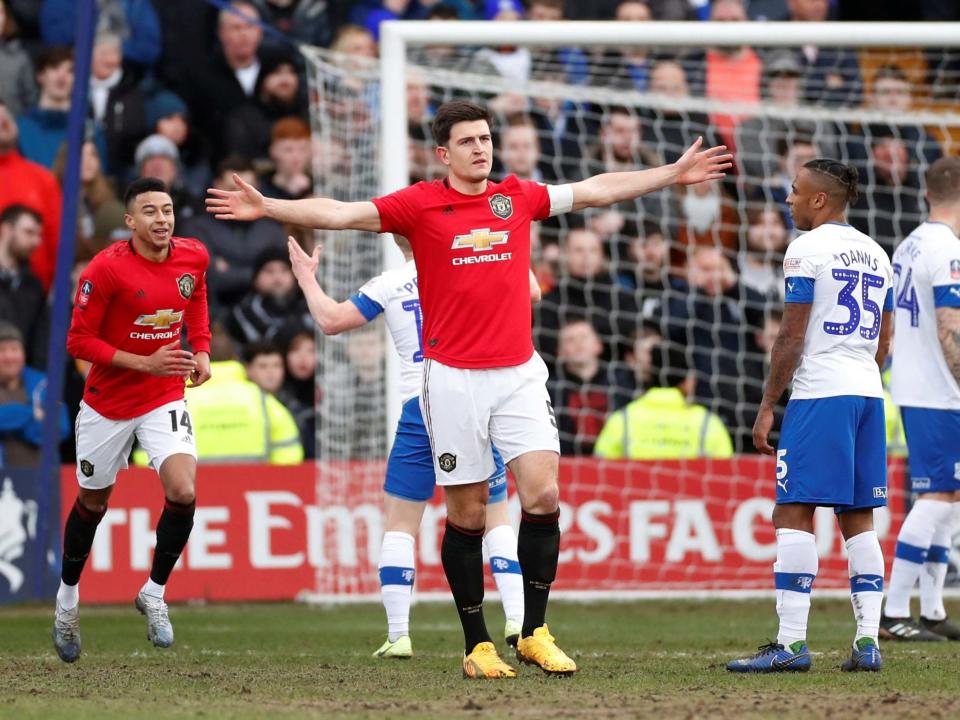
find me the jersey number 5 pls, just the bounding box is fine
[824,269,884,339]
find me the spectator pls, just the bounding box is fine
[849,131,924,257]
[0,206,47,368]
[659,246,766,451]
[88,31,148,176]
[175,355,304,464]
[675,179,739,253]
[224,244,312,345]
[360,0,424,43]
[755,135,819,230]
[152,0,215,103]
[745,0,788,20]
[40,0,162,68]
[145,89,211,198]
[0,321,68,468]
[475,1,531,85]
[617,221,679,322]
[133,133,201,222]
[0,0,37,117]
[181,156,287,310]
[844,65,941,181]
[259,117,312,201]
[590,1,653,92]
[536,226,639,365]
[594,340,733,459]
[497,113,556,183]
[548,317,633,456]
[527,0,590,88]
[643,59,716,163]
[52,140,126,256]
[738,205,788,300]
[277,330,317,460]
[785,0,862,106]
[703,0,762,152]
[735,49,840,188]
[17,46,108,170]
[586,106,661,185]
[224,47,309,163]
[0,99,62,292]
[250,0,335,51]
[191,1,270,159]
[244,340,285,395]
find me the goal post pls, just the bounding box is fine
[300,21,960,599]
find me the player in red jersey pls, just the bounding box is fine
[52,178,212,663]
[207,101,732,678]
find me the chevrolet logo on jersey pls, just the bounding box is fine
[134,309,183,329]
[451,228,509,251]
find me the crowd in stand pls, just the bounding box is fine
[0,0,957,464]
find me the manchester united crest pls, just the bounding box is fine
[438,453,457,473]
[488,193,513,220]
[177,273,195,299]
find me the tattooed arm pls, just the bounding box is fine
[753,301,812,455]
[937,306,960,386]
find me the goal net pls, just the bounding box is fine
[300,22,960,599]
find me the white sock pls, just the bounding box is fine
[774,528,818,648]
[484,524,524,625]
[378,531,415,642]
[846,530,885,646]
[57,581,79,610]
[884,498,952,618]
[919,508,955,621]
[141,578,165,600]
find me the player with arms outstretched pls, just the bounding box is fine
[287,236,539,657]
[53,178,211,663]
[882,156,960,642]
[208,100,731,678]
[728,160,894,673]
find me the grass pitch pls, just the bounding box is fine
[2,599,959,719]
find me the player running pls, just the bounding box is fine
[728,160,894,674]
[53,178,211,663]
[882,156,960,642]
[208,100,731,678]
[287,235,532,658]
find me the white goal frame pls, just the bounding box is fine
[377,20,960,436]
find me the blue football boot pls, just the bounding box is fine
[727,641,811,673]
[840,637,882,672]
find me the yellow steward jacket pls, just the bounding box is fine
[593,387,734,460]
[134,361,303,465]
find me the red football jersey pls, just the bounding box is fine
[67,237,212,420]
[373,175,551,369]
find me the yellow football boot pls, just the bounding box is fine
[515,625,577,676]
[462,641,517,679]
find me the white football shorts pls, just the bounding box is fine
[74,399,197,489]
[420,352,560,486]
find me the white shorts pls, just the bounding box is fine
[74,399,197,489]
[420,352,560,486]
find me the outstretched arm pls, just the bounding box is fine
[288,237,368,335]
[753,301,812,455]
[568,137,733,212]
[207,174,382,232]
